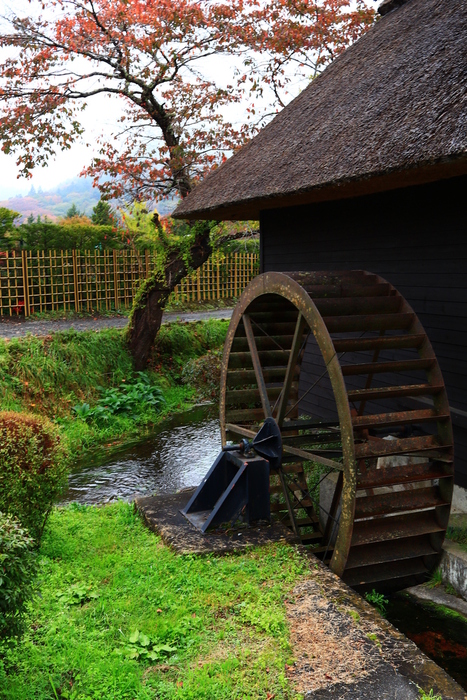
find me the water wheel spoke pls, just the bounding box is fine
[226,422,344,471]
[280,443,344,471]
[276,312,307,426]
[242,313,272,419]
[278,470,300,536]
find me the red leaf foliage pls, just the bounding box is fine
[0,0,374,202]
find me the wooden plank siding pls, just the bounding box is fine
[260,174,467,487]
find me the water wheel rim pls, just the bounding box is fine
[219,271,356,576]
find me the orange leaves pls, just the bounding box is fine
[0,0,374,199]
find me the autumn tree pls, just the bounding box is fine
[0,0,374,368]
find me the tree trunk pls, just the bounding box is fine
[128,224,212,370]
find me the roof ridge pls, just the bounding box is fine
[378,0,412,16]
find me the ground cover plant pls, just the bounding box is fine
[0,512,37,639]
[0,319,228,460]
[364,590,388,617]
[0,502,309,699]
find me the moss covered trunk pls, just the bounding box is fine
[128,225,212,370]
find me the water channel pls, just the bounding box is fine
[385,594,467,690]
[62,405,221,505]
[63,406,467,690]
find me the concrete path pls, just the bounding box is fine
[0,308,233,339]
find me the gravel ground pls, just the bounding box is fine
[0,308,233,339]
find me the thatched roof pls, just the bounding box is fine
[174,0,467,221]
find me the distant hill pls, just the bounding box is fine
[0,177,178,223]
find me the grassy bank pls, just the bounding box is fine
[0,503,308,699]
[0,319,228,460]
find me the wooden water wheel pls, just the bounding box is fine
[220,271,454,591]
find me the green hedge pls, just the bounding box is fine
[0,412,69,542]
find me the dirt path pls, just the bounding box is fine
[0,308,233,339]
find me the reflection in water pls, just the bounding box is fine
[386,594,467,690]
[62,406,221,505]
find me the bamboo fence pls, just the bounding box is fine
[0,250,259,317]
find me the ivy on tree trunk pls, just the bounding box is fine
[128,222,212,370]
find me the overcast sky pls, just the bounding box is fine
[0,0,126,199]
[0,97,121,198]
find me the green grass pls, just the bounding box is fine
[425,568,443,589]
[0,503,308,699]
[0,319,229,460]
[418,688,442,700]
[446,525,467,553]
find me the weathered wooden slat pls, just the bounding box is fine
[344,537,437,570]
[354,487,448,519]
[228,350,289,368]
[226,385,283,405]
[333,334,426,352]
[354,435,452,459]
[351,408,449,430]
[324,312,414,333]
[347,383,444,402]
[343,558,429,587]
[342,358,435,376]
[350,510,444,547]
[226,367,290,387]
[235,321,298,337]
[231,335,295,352]
[314,296,401,317]
[356,462,451,489]
[225,408,265,423]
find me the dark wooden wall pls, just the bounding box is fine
[260,175,467,487]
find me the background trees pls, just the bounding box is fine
[92,200,114,226]
[0,207,20,248]
[0,0,374,367]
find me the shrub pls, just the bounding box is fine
[0,512,37,638]
[0,411,69,542]
[72,372,165,423]
[181,350,222,400]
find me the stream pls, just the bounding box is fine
[62,405,221,505]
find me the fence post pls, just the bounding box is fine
[113,249,119,309]
[234,254,238,298]
[72,249,79,312]
[21,250,30,317]
[197,267,201,301]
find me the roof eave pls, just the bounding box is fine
[173,155,467,221]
